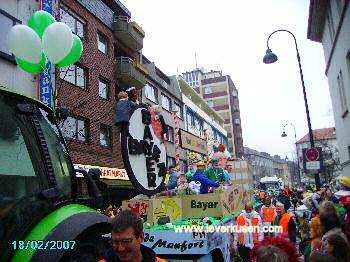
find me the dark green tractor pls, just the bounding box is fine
[0,87,112,262]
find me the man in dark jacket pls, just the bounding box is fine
[99,210,164,262]
[277,189,291,211]
[192,161,219,194]
[115,91,136,126]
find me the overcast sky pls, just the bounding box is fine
[121,0,334,160]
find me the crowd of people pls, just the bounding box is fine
[243,177,350,262]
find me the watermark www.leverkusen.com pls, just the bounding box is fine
[174,225,283,234]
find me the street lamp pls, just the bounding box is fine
[263,29,321,190]
[281,123,301,186]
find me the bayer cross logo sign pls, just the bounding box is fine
[302,147,323,173]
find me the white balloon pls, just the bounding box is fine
[7,25,42,63]
[42,22,73,63]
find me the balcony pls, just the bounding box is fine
[113,16,145,51]
[203,90,227,99]
[213,104,229,111]
[116,57,147,89]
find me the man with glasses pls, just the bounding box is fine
[99,210,166,262]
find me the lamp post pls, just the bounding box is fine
[263,29,321,190]
[281,123,301,186]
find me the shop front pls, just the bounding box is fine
[74,164,138,206]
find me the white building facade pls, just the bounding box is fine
[308,0,350,177]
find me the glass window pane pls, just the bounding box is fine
[99,79,108,99]
[77,120,86,141]
[60,9,76,34]
[60,65,76,85]
[76,67,86,88]
[61,117,76,138]
[0,14,13,55]
[98,34,107,54]
[76,21,84,38]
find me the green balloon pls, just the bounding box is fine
[28,10,56,38]
[57,35,83,67]
[40,52,48,69]
[16,53,47,74]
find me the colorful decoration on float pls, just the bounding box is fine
[6,10,83,74]
[174,110,181,171]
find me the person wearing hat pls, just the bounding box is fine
[273,201,297,243]
[192,161,219,194]
[204,158,226,183]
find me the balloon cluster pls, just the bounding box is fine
[7,10,83,74]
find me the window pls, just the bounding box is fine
[167,156,176,169]
[60,5,85,38]
[165,125,174,143]
[242,173,248,179]
[348,146,350,160]
[207,100,214,107]
[97,32,108,54]
[337,70,348,117]
[174,103,183,118]
[0,10,20,61]
[61,116,88,142]
[187,112,193,128]
[204,86,212,94]
[234,119,241,125]
[60,64,87,89]
[99,78,109,99]
[161,94,171,111]
[145,83,158,103]
[100,125,111,147]
[236,173,242,180]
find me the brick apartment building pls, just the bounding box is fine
[182,69,244,158]
[56,0,146,196]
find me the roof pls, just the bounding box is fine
[297,127,336,143]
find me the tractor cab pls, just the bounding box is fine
[0,87,110,262]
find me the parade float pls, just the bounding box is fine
[119,104,251,261]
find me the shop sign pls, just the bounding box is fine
[121,106,167,196]
[74,164,128,180]
[179,129,207,155]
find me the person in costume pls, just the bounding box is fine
[192,161,219,194]
[149,105,167,143]
[212,143,230,168]
[234,202,263,262]
[205,158,226,183]
[273,202,297,243]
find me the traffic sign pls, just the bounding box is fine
[305,148,320,161]
[302,147,323,173]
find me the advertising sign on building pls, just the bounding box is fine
[74,164,129,180]
[38,0,57,108]
[121,106,167,196]
[302,147,323,173]
[179,129,207,155]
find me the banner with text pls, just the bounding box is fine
[179,129,207,155]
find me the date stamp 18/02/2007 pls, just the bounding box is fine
[12,240,76,250]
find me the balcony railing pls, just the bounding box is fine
[116,57,146,89]
[213,104,230,111]
[113,15,144,51]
